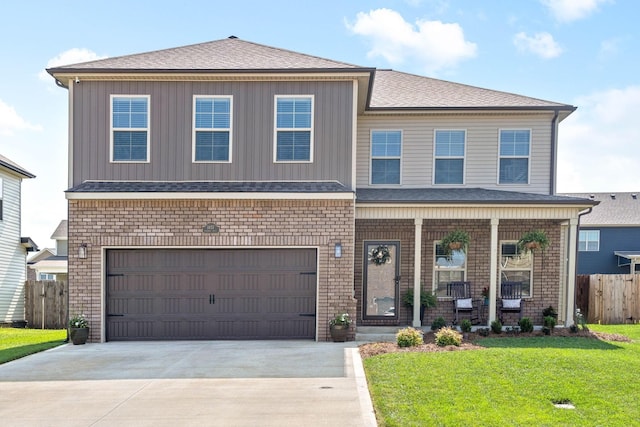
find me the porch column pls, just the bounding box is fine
[488,218,499,323]
[565,218,579,326]
[413,218,423,327]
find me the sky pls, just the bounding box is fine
[1,0,639,249]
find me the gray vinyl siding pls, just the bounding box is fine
[71,80,354,187]
[0,171,26,322]
[357,113,554,194]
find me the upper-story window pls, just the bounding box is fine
[370,130,402,184]
[499,129,530,184]
[434,130,465,184]
[579,230,600,251]
[274,95,313,162]
[193,96,232,162]
[111,95,150,162]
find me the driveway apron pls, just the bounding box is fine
[0,340,377,427]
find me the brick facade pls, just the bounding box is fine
[68,198,355,342]
[355,218,562,328]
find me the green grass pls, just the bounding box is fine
[0,327,67,364]
[364,325,640,426]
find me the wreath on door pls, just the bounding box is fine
[369,245,391,265]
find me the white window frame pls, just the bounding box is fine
[498,128,531,185]
[273,95,314,163]
[192,95,233,163]
[433,241,467,298]
[433,129,466,185]
[110,95,150,163]
[579,230,600,252]
[499,240,533,298]
[369,129,402,185]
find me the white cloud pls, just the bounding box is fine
[346,8,477,74]
[513,32,563,59]
[0,99,42,136]
[540,0,610,23]
[38,48,108,82]
[557,86,640,192]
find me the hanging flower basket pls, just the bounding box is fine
[439,229,470,257]
[369,245,391,265]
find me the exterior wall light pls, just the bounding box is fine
[334,243,342,258]
[78,243,88,259]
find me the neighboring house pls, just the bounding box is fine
[27,220,68,281]
[47,37,595,342]
[560,192,640,274]
[0,154,37,325]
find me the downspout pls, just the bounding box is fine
[571,207,593,324]
[549,110,559,195]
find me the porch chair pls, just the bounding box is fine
[499,281,524,324]
[447,281,477,325]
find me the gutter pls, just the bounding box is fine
[549,109,560,194]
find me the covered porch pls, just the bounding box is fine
[354,188,595,329]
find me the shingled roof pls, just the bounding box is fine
[358,188,595,205]
[47,37,574,111]
[369,70,573,110]
[0,154,35,178]
[560,192,640,225]
[47,37,367,73]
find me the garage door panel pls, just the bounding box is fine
[106,249,316,340]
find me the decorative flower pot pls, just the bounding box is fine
[448,242,463,250]
[70,327,89,345]
[525,242,540,250]
[329,325,349,342]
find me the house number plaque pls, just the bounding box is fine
[203,223,220,233]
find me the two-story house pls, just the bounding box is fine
[27,220,69,281]
[0,154,37,326]
[560,192,640,274]
[48,37,595,342]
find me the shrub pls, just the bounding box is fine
[460,319,472,333]
[434,327,463,347]
[542,306,557,318]
[491,319,503,334]
[478,327,490,337]
[518,317,534,333]
[431,316,447,331]
[396,327,424,347]
[543,315,557,329]
[569,324,579,333]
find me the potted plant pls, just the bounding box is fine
[329,313,352,342]
[543,315,556,335]
[402,288,437,322]
[69,313,89,345]
[440,229,470,257]
[518,230,549,252]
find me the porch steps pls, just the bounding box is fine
[355,326,405,343]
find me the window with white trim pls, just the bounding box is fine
[579,230,600,251]
[370,130,401,184]
[193,96,232,162]
[39,273,56,281]
[274,96,313,162]
[434,130,465,184]
[433,242,466,297]
[499,129,530,184]
[111,95,149,162]
[500,241,532,297]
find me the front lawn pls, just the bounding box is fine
[363,325,640,426]
[0,327,67,364]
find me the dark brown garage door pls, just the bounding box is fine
[106,249,317,341]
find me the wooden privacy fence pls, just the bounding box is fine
[577,274,640,324]
[24,280,68,329]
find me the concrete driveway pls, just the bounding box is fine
[0,340,377,426]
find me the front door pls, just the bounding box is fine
[363,241,400,320]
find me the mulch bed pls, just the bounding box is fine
[359,329,632,359]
